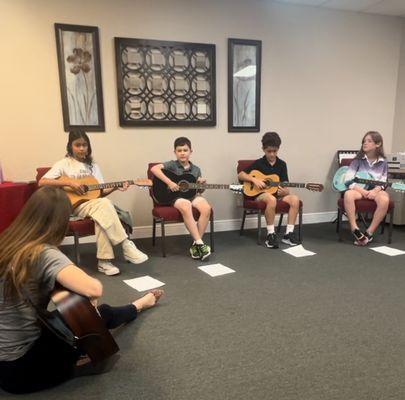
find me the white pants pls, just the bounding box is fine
[74,198,128,260]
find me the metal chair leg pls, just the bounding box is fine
[240,210,247,235]
[277,214,283,233]
[73,232,80,265]
[210,212,214,252]
[257,210,262,245]
[388,209,393,244]
[381,215,386,234]
[338,208,343,242]
[160,219,166,257]
[152,218,156,246]
[359,213,367,230]
[298,207,303,242]
[336,208,340,233]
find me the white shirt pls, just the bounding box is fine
[43,157,104,183]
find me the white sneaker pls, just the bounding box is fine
[98,260,120,276]
[122,240,148,264]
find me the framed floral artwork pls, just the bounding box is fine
[55,23,105,131]
[228,38,261,132]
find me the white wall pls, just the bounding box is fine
[0,0,402,227]
[393,20,405,152]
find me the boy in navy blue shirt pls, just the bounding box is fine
[238,132,301,249]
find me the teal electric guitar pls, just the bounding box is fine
[332,166,405,192]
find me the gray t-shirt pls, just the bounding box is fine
[163,160,201,179]
[0,246,72,361]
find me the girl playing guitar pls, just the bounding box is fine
[0,187,163,394]
[39,131,147,275]
[343,131,390,245]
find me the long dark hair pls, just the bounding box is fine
[355,131,385,159]
[66,130,93,167]
[0,187,72,299]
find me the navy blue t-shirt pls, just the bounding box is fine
[243,156,289,182]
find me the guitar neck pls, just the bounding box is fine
[354,178,388,187]
[187,183,231,190]
[279,182,306,188]
[87,180,134,191]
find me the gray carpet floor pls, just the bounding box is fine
[3,222,405,400]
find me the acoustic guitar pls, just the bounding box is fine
[152,169,242,204]
[51,289,119,364]
[57,176,152,208]
[332,166,405,192]
[243,170,324,197]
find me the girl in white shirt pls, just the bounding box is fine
[39,131,148,275]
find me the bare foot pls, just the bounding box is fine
[133,289,164,312]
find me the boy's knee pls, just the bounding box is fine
[289,195,300,207]
[175,199,192,212]
[262,195,276,206]
[201,204,211,216]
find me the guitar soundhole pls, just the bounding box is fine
[178,180,189,192]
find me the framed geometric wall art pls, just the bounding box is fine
[228,38,261,132]
[114,37,216,127]
[55,23,105,132]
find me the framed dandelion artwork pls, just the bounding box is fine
[228,38,261,132]
[55,23,105,132]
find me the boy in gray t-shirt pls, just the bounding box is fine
[151,137,211,261]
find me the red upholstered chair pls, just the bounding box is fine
[36,167,95,265]
[147,163,214,257]
[237,160,303,245]
[336,157,395,243]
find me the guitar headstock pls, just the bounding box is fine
[305,183,324,192]
[134,179,152,189]
[229,184,243,194]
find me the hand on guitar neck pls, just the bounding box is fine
[243,170,324,197]
[65,179,130,196]
[55,176,152,208]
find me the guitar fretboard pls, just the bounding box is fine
[265,181,306,188]
[279,182,306,188]
[186,183,231,189]
[87,180,135,191]
[354,177,389,187]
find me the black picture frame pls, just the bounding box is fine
[55,23,105,132]
[228,38,261,132]
[114,37,216,127]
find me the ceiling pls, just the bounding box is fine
[274,0,405,17]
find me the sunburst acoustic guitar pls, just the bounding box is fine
[47,288,119,363]
[243,170,324,197]
[57,176,152,208]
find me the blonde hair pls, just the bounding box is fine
[0,186,71,299]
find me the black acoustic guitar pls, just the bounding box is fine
[152,169,242,204]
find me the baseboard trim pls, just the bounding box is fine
[61,211,338,245]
